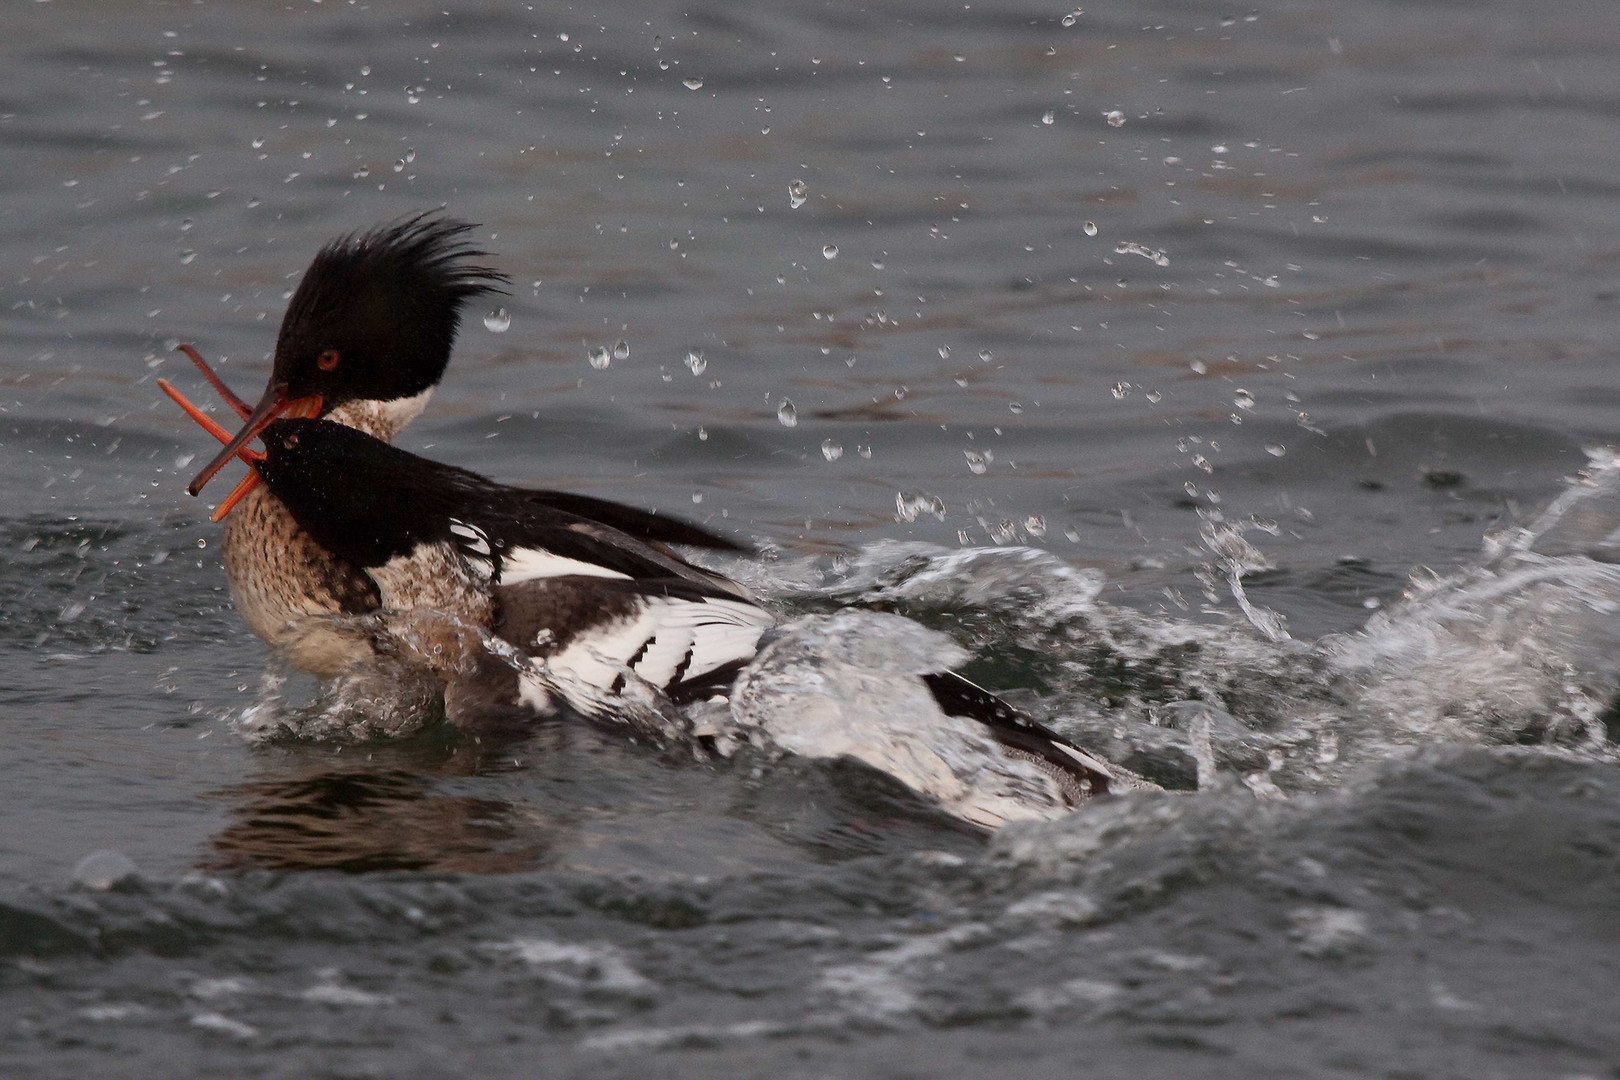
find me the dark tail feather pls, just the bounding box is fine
[523,490,752,552]
[921,671,1115,802]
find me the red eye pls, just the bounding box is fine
[317,349,341,371]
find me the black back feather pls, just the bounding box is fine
[255,419,744,593]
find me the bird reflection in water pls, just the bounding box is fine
[205,731,568,873]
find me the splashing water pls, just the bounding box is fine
[1112,240,1169,267]
[222,447,1620,823]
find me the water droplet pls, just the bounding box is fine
[1063,525,1080,542]
[822,244,838,260]
[1025,515,1046,537]
[871,258,885,270]
[251,137,265,149]
[179,250,196,265]
[652,34,661,51]
[937,345,951,360]
[1193,454,1213,474]
[196,537,207,549]
[1009,402,1024,414]
[483,307,511,333]
[788,179,807,209]
[612,339,630,361]
[659,59,670,71]
[895,491,947,522]
[697,426,708,441]
[682,349,707,376]
[1111,382,1131,399]
[683,77,704,90]
[1041,110,1055,125]
[1185,481,1200,497]
[1104,109,1126,127]
[1083,221,1098,237]
[820,439,843,462]
[1233,388,1255,410]
[587,345,611,369]
[1114,240,1170,266]
[179,217,194,233]
[777,399,797,427]
[1061,9,1083,27]
[977,348,993,363]
[692,491,703,503]
[1189,358,1208,375]
[1145,390,1162,404]
[404,148,415,164]
[857,445,872,459]
[964,449,988,475]
[1265,443,1287,457]
[72,850,138,891]
[393,158,406,173]
[558,31,569,41]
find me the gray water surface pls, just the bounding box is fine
[4,1,1620,1076]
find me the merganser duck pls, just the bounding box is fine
[160,214,743,676]
[239,417,1126,819]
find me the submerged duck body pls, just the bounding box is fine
[248,418,1129,822]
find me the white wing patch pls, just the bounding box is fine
[502,545,633,585]
[447,519,494,582]
[547,595,773,697]
[449,519,492,556]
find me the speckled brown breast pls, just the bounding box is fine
[222,483,381,678]
[217,396,428,679]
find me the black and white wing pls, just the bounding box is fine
[920,671,1125,802]
[495,576,776,717]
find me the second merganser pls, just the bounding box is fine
[240,417,1128,824]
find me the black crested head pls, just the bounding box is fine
[272,212,509,409]
[254,418,468,571]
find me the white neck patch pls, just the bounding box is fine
[326,387,434,441]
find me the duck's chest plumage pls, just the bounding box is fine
[217,397,429,677]
[222,484,381,677]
